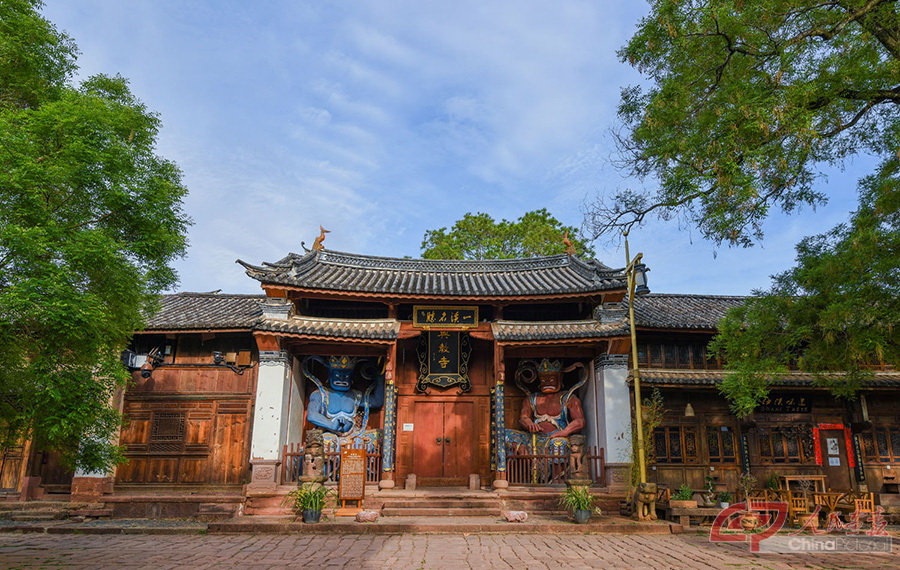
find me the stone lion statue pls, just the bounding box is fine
[632,481,658,522]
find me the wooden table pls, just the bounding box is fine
[812,492,846,514]
[780,475,827,493]
[670,507,723,527]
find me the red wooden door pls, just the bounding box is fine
[413,401,475,485]
[819,429,852,490]
[412,402,445,479]
[443,401,474,479]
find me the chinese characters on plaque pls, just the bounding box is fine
[412,306,478,329]
[416,330,472,392]
[756,394,812,414]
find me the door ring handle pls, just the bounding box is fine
[444,438,451,444]
[436,437,442,444]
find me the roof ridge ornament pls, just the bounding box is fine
[312,226,330,251]
[563,231,576,255]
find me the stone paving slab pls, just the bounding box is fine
[0,531,896,568]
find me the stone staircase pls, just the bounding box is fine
[0,500,109,522]
[380,495,501,517]
[245,486,627,519]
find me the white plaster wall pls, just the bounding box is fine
[250,353,291,460]
[286,357,305,448]
[579,360,599,451]
[600,359,632,464]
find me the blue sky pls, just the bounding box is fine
[43,1,868,296]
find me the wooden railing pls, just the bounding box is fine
[506,445,605,486]
[282,442,382,485]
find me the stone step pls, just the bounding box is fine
[0,501,83,511]
[70,509,113,518]
[381,500,499,509]
[6,511,69,521]
[381,507,500,517]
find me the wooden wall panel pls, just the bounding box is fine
[117,399,251,485]
[130,367,254,395]
[210,412,250,485]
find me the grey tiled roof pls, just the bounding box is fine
[255,316,399,340]
[637,370,900,388]
[632,294,746,330]
[492,320,629,342]
[144,292,265,330]
[237,250,626,297]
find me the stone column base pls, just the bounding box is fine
[605,463,631,493]
[378,473,396,489]
[70,476,114,502]
[245,459,281,493]
[492,472,509,491]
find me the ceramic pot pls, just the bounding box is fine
[302,508,322,523]
[797,512,819,530]
[670,500,698,509]
[740,511,759,531]
[573,509,592,524]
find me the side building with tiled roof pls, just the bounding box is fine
[625,293,899,501]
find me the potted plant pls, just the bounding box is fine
[670,484,697,508]
[559,485,597,524]
[285,482,335,523]
[738,473,759,531]
[718,491,733,509]
[701,476,717,507]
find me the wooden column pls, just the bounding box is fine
[492,343,508,490]
[380,342,398,489]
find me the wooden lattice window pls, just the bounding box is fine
[707,426,737,463]
[653,426,699,464]
[636,342,721,370]
[757,425,815,464]
[860,427,900,463]
[149,412,185,453]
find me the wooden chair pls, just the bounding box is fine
[745,492,766,510]
[788,494,809,526]
[854,493,875,515]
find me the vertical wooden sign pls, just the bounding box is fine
[336,447,366,516]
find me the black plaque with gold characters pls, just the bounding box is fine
[757,394,811,414]
[416,331,472,392]
[412,306,478,329]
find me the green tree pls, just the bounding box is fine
[0,1,190,470]
[587,0,900,414]
[421,209,593,260]
[589,0,899,246]
[710,163,899,416]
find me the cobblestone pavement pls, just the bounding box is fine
[0,531,896,569]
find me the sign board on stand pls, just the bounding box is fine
[336,447,367,516]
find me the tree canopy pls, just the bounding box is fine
[0,1,190,470]
[588,0,899,245]
[421,209,593,260]
[589,0,900,415]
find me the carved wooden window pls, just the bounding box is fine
[757,425,814,464]
[636,342,721,370]
[707,426,737,463]
[653,426,699,464]
[860,427,900,463]
[149,412,186,453]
